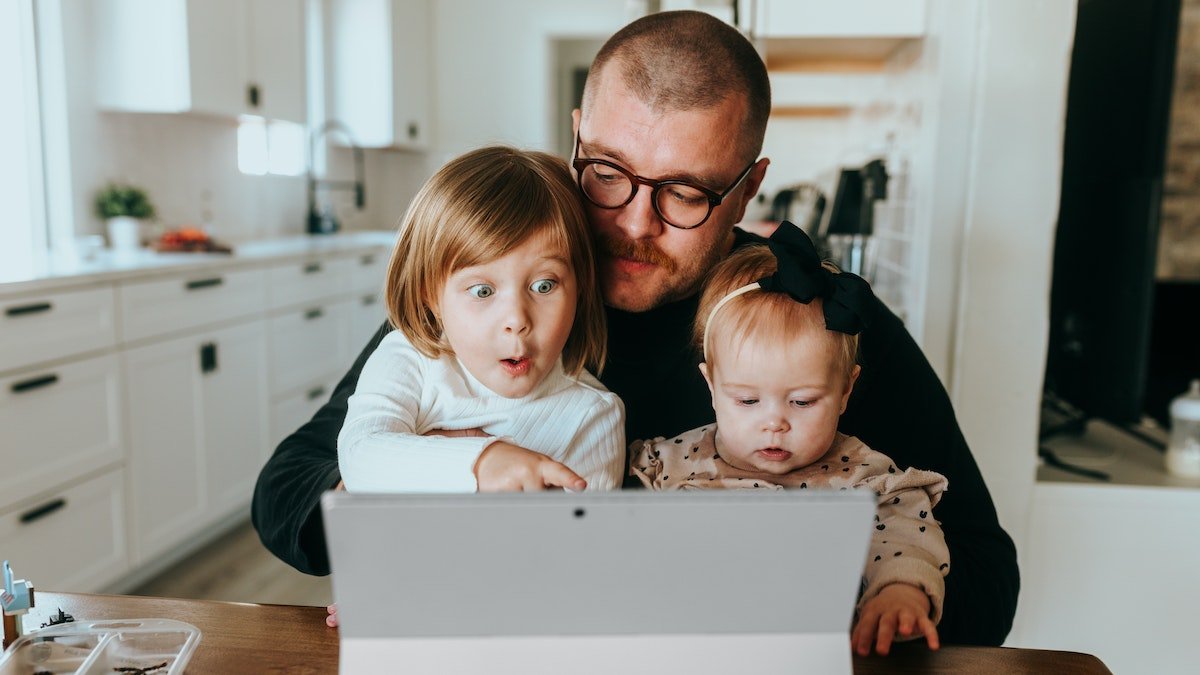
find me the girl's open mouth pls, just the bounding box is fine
[756,448,793,461]
[500,357,531,376]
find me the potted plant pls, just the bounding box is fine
[95,183,156,252]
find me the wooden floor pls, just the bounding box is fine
[130,519,332,607]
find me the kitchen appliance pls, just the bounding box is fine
[821,159,888,277]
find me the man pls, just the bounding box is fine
[253,10,1018,646]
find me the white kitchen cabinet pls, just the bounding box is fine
[328,0,431,149]
[268,299,352,396]
[123,319,268,565]
[269,374,341,453]
[95,0,307,123]
[0,286,117,373]
[0,355,124,511]
[119,268,267,344]
[352,291,387,352]
[0,469,129,593]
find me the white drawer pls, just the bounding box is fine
[0,468,129,592]
[119,267,268,343]
[268,299,352,395]
[268,256,354,310]
[269,374,341,457]
[352,289,388,350]
[350,248,390,294]
[0,354,124,510]
[0,286,117,373]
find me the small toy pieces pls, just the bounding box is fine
[2,560,35,649]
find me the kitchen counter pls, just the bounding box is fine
[0,231,397,296]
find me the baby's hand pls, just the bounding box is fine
[326,603,338,628]
[474,441,586,492]
[851,583,939,656]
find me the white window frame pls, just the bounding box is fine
[0,0,48,272]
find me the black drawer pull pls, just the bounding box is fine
[185,277,224,291]
[200,342,218,374]
[307,386,327,401]
[5,302,52,317]
[20,498,67,524]
[360,254,376,265]
[361,294,376,306]
[11,374,59,393]
[304,308,324,320]
[303,262,322,274]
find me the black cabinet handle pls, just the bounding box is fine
[248,83,261,108]
[11,374,59,394]
[200,342,218,374]
[361,294,377,306]
[304,308,324,320]
[307,386,327,401]
[407,122,419,139]
[20,498,67,524]
[5,302,52,317]
[185,277,224,291]
[360,254,376,266]
[303,262,322,274]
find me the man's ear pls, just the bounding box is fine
[839,364,862,414]
[731,157,771,224]
[572,108,581,137]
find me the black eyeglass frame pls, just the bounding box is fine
[571,133,757,230]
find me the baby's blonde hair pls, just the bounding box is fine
[695,245,859,378]
[385,146,606,377]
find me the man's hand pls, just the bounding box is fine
[424,427,488,439]
[851,583,939,656]
[474,441,586,492]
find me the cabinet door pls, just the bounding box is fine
[330,0,430,149]
[389,0,431,148]
[123,321,269,564]
[202,320,270,518]
[123,335,207,565]
[352,290,386,352]
[185,0,248,117]
[247,0,307,123]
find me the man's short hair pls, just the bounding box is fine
[583,10,771,163]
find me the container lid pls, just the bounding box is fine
[0,618,201,675]
[1170,379,1200,421]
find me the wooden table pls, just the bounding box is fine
[18,592,1110,674]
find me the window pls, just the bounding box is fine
[0,0,47,275]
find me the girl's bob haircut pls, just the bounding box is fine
[385,145,606,377]
[695,245,859,379]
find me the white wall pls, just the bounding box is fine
[944,0,1076,557]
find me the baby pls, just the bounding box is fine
[629,222,950,656]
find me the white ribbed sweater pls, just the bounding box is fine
[337,331,625,492]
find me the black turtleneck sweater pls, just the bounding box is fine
[252,228,1019,646]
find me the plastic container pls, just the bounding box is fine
[1165,379,1200,478]
[0,619,201,675]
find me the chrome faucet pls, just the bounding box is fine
[307,120,365,235]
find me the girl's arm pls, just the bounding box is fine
[562,394,627,491]
[337,332,500,492]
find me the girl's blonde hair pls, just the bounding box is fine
[694,245,859,378]
[385,146,606,377]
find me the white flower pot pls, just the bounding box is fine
[106,216,142,252]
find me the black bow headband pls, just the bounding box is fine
[757,221,876,335]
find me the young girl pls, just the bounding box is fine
[337,146,625,495]
[629,222,950,657]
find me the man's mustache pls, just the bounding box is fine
[596,233,677,273]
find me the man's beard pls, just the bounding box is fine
[595,231,678,273]
[595,231,721,310]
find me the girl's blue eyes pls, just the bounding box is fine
[467,284,494,299]
[466,279,557,298]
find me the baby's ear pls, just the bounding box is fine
[698,362,715,393]
[840,365,862,414]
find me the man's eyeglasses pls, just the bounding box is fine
[571,133,756,230]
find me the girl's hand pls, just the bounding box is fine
[326,603,339,628]
[851,583,939,656]
[474,441,587,492]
